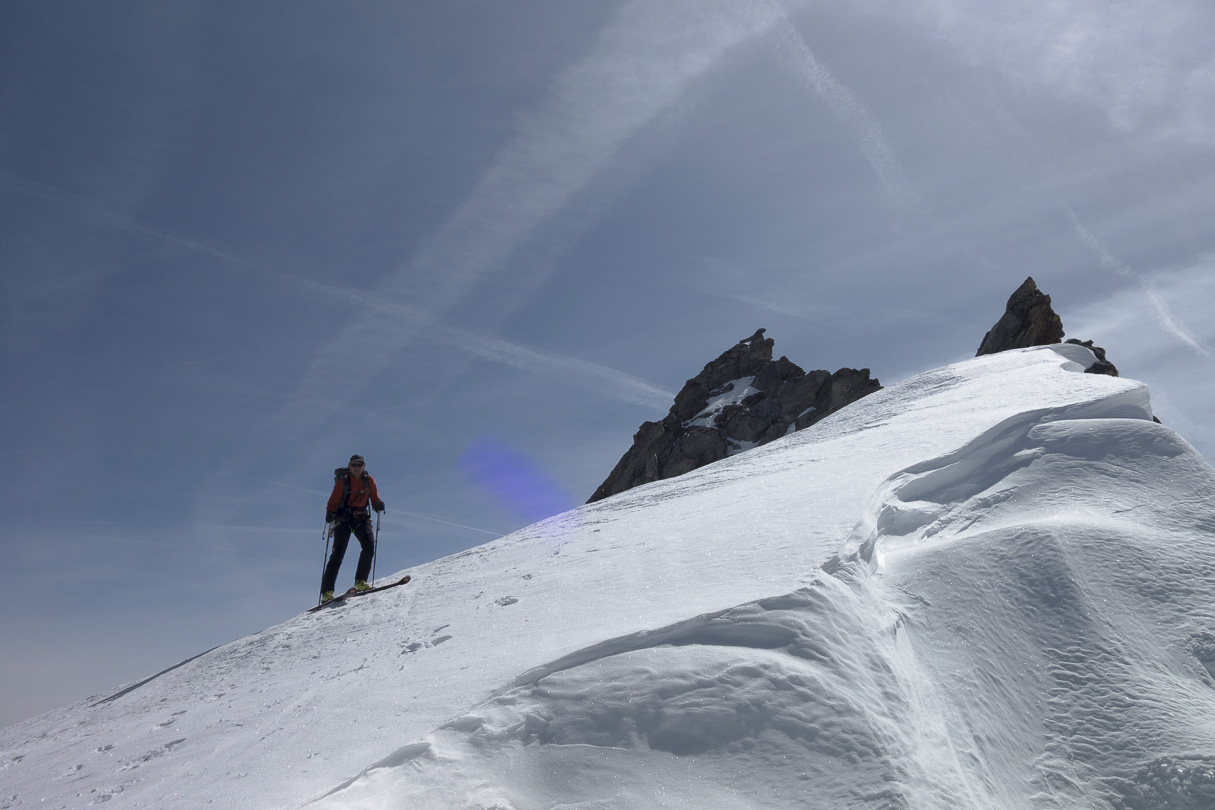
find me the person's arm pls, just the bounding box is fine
[326,476,345,518]
[369,475,385,512]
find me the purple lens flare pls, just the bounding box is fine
[458,436,577,526]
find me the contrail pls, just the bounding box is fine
[244,478,504,536]
[245,477,328,497]
[764,6,925,224]
[1,170,299,285]
[760,3,1002,277]
[279,0,786,432]
[294,277,674,408]
[388,510,504,537]
[1066,205,1209,357]
[2,171,672,407]
[162,352,253,370]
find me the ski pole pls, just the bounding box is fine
[318,521,333,607]
[372,511,380,586]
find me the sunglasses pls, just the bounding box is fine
[349,462,365,468]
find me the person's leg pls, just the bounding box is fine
[321,523,352,593]
[352,519,376,585]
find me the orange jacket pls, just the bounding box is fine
[327,470,380,512]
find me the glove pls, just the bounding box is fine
[325,511,336,523]
[373,500,385,513]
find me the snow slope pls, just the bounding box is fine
[4,346,1215,809]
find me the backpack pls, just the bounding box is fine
[333,467,371,516]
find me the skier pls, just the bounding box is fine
[321,454,385,604]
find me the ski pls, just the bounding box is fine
[309,575,412,612]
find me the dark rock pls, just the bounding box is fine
[976,276,1065,356]
[1065,338,1120,377]
[977,278,1122,376]
[587,329,881,503]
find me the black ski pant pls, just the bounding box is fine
[321,516,375,594]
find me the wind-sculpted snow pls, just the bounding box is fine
[4,346,1215,809]
[855,413,1215,809]
[311,577,922,809]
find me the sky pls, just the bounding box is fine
[1,0,1213,729]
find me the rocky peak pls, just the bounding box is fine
[977,277,1118,376]
[668,329,778,423]
[976,276,1064,356]
[587,330,881,503]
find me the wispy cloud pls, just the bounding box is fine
[279,0,786,432]
[860,1,1215,144]
[1,171,672,408]
[1066,206,1210,357]
[764,7,925,224]
[678,253,830,321]
[1065,257,1215,458]
[386,1,786,309]
[0,171,252,269]
[760,4,1003,276]
[295,277,675,408]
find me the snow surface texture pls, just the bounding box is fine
[3,346,1215,809]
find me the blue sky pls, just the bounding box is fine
[2,0,1213,728]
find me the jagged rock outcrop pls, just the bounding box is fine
[1065,339,1120,377]
[976,276,1065,356]
[977,277,1119,377]
[587,329,880,503]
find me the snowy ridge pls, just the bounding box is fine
[4,347,1215,809]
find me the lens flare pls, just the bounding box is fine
[458,437,576,526]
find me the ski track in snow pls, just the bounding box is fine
[3,346,1215,809]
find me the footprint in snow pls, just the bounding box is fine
[495,596,519,607]
[403,628,455,653]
